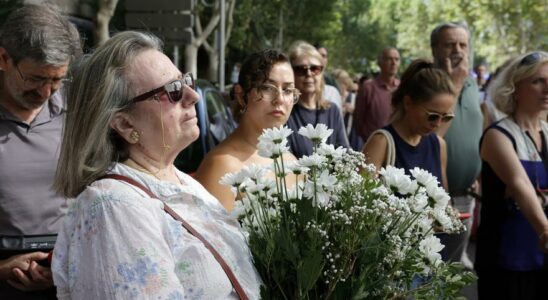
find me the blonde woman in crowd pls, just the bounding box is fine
[286,41,349,158]
[475,51,548,299]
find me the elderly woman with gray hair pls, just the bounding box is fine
[51,31,261,299]
[476,51,548,299]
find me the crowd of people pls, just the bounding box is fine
[0,4,547,300]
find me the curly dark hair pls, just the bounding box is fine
[232,49,290,121]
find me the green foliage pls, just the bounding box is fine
[228,0,546,75]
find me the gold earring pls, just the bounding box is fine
[130,130,140,143]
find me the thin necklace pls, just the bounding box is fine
[125,157,161,178]
[125,157,184,185]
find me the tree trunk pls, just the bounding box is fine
[207,46,219,82]
[185,43,199,76]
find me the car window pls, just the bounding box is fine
[205,90,224,121]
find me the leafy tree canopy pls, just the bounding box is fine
[228,0,547,76]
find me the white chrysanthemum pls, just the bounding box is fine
[431,207,453,229]
[298,153,327,168]
[316,143,346,160]
[244,177,276,196]
[302,180,316,200]
[219,171,246,187]
[428,186,451,208]
[317,169,337,191]
[298,123,333,143]
[285,161,310,176]
[417,216,433,233]
[257,140,289,158]
[409,193,428,213]
[419,235,444,265]
[258,125,293,145]
[238,177,255,194]
[315,191,331,207]
[230,200,247,219]
[241,164,269,181]
[300,169,337,207]
[410,167,439,190]
[379,165,415,195]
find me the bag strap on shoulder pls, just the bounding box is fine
[364,129,396,167]
[99,174,249,300]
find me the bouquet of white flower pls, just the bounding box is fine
[221,124,475,299]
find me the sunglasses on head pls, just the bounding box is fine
[421,107,455,123]
[519,52,544,66]
[292,64,324,76]
[131,73,195,103]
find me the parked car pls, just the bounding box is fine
[175,79,237,174]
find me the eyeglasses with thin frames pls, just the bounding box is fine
[15,64,69,88]
[292,64,324,77]
[421,107,455,123]
[131,73,195,104]
[257,84,300,104]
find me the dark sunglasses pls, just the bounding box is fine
[519,52,543,66]
[292,64,324,76]
[421,107,455,123]
[131,73,194,103]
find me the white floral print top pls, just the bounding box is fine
[52,163,262,300]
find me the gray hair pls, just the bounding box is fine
[490,51,548,115]
[430,21,470,49]
[377,47,398,63]
[0,4,81,65]
[54,31,163,198]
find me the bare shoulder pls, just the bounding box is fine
[481,127,512,149]
[195,150,243,182]
[282,151,298,162]
[363,132,388,153]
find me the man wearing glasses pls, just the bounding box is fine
[431,21,483,269]
[0,5,81,298]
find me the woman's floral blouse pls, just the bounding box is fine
[52,163,262,299]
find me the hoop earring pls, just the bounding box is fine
[239,105,247,114]
[130,130,140,143]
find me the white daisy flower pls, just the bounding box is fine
[241,164,269,181]
[298,153,327,168]
[410,167,439,190]
[316,143,346,160]
[298,123,333,144]
[219,171,246,187]
[257,140,289,158]
[428,186,451,208]
[258,125,293,145]
[379,165,414,195]
[409,192,428,213]
[419,235,444,265]
[431,207,452,229]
